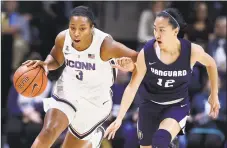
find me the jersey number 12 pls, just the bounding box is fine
[157,78,175,87]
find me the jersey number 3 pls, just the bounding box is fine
[75,70,83,81]
[157,78,175,87]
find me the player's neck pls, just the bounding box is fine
[161,39,180,54]
[83,35,93,49]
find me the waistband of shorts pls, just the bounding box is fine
[150,98,184,105]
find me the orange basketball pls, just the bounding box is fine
[13,65,48,97]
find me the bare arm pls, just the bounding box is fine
[191,43,220,118]
[117,49,147,120]
[23,31,65,72]
[101,36,138,62]
[104,49,146,139]
[191,43,218,94]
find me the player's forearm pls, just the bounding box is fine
[206,60,219,95]
[117,85,138,120]
[44,54,62,71]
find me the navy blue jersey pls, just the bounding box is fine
[140,38,192,103]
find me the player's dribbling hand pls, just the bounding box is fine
[112,57,135,72]
[104,118,122,140]
[208,94,220,119]
[22,60,49,75]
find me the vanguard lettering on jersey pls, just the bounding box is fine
[65,59,96,70]
[150,67,187,77]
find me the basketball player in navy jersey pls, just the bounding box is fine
[105,8,220,148]
[23,6,137,148]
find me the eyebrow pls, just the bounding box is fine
[153,25,166,28]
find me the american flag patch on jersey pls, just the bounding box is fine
[88,54,95,59]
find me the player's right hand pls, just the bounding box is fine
[22,60,48,75]
[104,118,122,140]
[112,57,135,72]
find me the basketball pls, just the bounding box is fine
[13,65,48,97]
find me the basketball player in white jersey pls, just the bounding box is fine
[23,6,137,148]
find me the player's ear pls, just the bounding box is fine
[92,25,95,31]
[174,28,179,36]
[91,24,94,30]
[91,25,95,35]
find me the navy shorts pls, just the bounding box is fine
[137,98,190,146]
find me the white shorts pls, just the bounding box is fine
[43,91,112,140]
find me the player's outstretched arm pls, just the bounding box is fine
[101,36,138,72]
[191,43,220,119]
[104,49,146,140]
[23,31,65,73]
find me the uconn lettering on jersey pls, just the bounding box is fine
[150,67,187,77]
[65,59,96,70]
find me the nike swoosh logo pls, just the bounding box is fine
[103,100,110,105]
[31,83,38,95]
[149,62,156,65]
[181,104,187,107]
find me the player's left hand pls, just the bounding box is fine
[112,57,135,72]
[104,118,122,140]
[208,94,220,119]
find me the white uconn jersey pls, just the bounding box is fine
[53,28,116,104]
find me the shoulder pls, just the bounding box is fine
[191,43,205,53]
[136,49,147,72]
[55,30,67,47]
[56,29,67,41]
[191,43,205,58]
[138,49,145,60]
[94,28,110,45]
[99,34,115,61]
[101,35,116,49]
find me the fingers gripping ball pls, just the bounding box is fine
[13,65,48,97]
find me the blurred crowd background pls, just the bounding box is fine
[1,1,226,148]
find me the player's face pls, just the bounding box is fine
[154,17,178,48]
[69,16,93,48]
